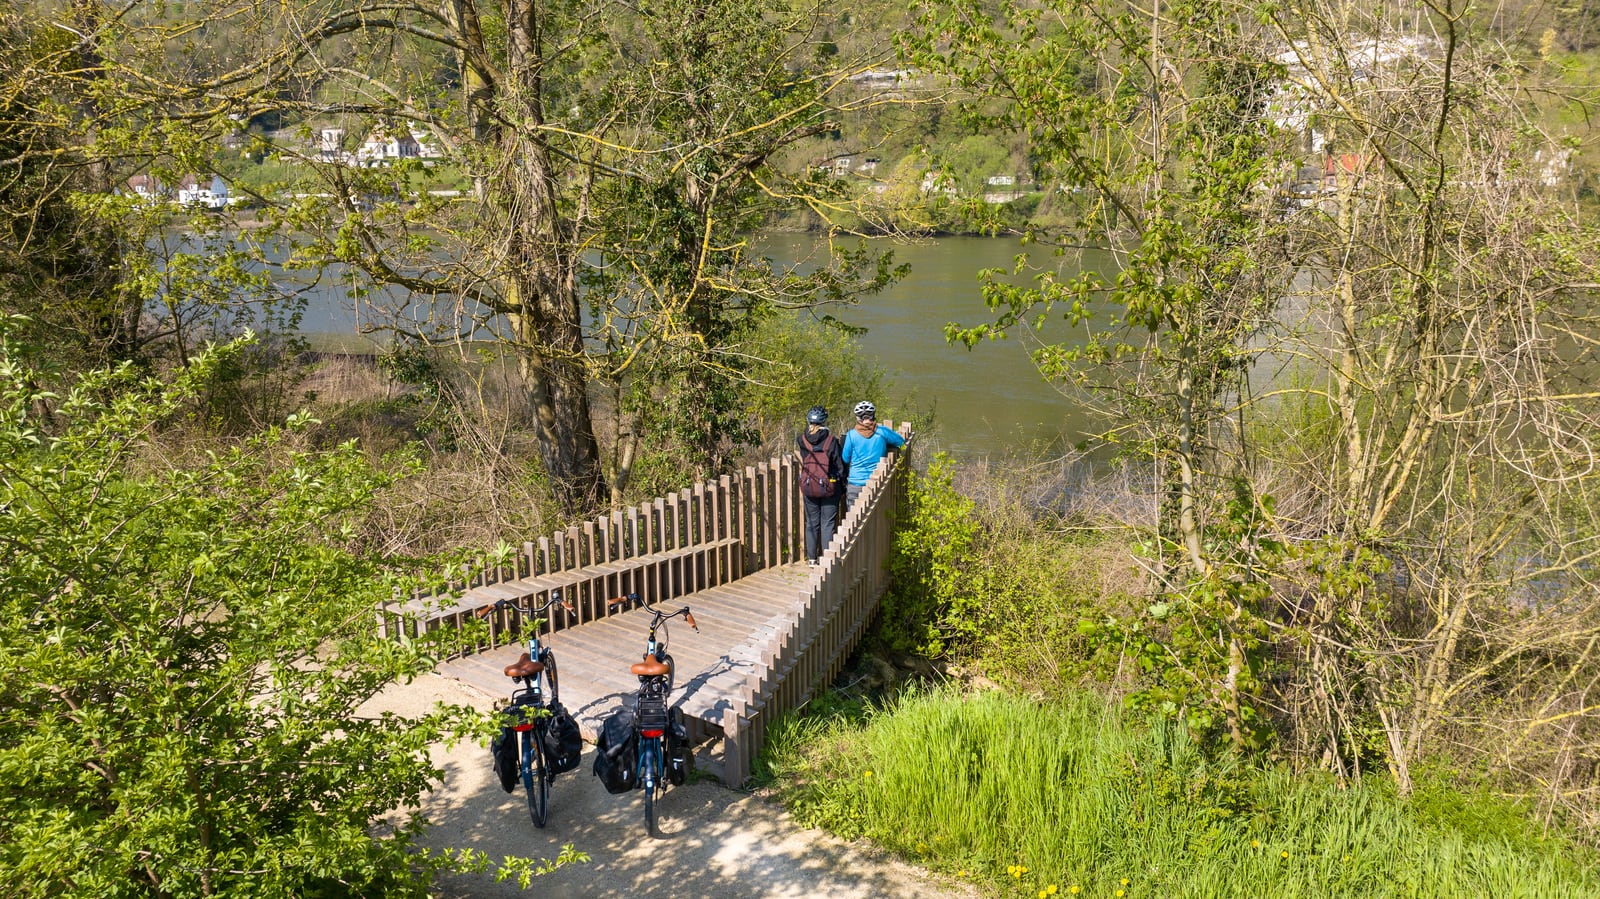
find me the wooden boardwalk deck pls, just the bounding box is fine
[406,419,913,785]
[438,564,816,779]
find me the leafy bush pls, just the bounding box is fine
[0,333,571,897]
[880,454,978,656]
[880,455,1143,690]
[737,308,889,444]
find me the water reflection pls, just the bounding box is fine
[183,228,1109,458]
[757,233,1112,458]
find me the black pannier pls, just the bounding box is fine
[490,725,519,793]
[492,690,542,792]
[542,700,584,776]
[592,709,638,794]
[665,707,694,786]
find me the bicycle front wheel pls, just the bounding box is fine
[524,729,548,828]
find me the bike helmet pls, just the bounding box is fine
[806,405,828,425]
[853,400,876,419]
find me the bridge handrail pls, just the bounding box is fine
[388,439,818,636]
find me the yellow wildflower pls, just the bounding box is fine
[1046,887,1058,896]
[1281,850,1289,859]
[1116,891,1126,898]
[1251,840,1260,848]
[1121,878,1130,886]
[1069,887,1081,896]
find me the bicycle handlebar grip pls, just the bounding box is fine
[684,611,697,631]
[606,592,640,608]
[474,601,502,619]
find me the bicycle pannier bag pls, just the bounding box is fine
[668,707,690,746]
[666,744,694,786]
[490,725,519,793]
[593,709,638,794]
[541,701,584,776]
[800,433,837,499]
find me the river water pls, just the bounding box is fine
[289,233,1113,459]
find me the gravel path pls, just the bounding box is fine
[379,673,978,899]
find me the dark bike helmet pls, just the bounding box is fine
[806,405,828,425]
[853,400,876,419]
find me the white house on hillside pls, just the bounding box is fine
[125,174,166,204]
[176,174,230,209]
[355,127,442,166]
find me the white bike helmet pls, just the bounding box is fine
[853,401,876,419]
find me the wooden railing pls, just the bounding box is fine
[380,449,809,648]
[718,422,913,784]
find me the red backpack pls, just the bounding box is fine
[800,434,838,499]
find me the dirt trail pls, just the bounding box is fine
[382,673,977,899]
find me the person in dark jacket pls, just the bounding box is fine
[797,405,847,564]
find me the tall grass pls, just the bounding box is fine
[764,689,1599,898]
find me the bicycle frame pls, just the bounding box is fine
[606,592,696,837]
[480,590,572,828]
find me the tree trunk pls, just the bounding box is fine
[497,0,607,512]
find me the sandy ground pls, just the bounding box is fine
[379,673,978,899]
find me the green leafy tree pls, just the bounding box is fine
[0,9,132,372]
[909,0,1294,747]
[911,0,1600,817]
[0,328,574,897]
[60,0,905,510]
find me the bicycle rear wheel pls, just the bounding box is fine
[524,728,548,828]
[642,737,663,838]
[643,779,657,838]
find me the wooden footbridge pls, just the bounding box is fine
[380,424,914,786]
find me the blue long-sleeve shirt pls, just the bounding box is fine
[840,425,906,486]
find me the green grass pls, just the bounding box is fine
[762,688,1599,898]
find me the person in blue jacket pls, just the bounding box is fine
[840,400,906,515]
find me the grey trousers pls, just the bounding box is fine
[842,483,865,517]
[803,494,841,561]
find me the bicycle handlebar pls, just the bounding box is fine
[475,590,575,620]
[605,593,697,632]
